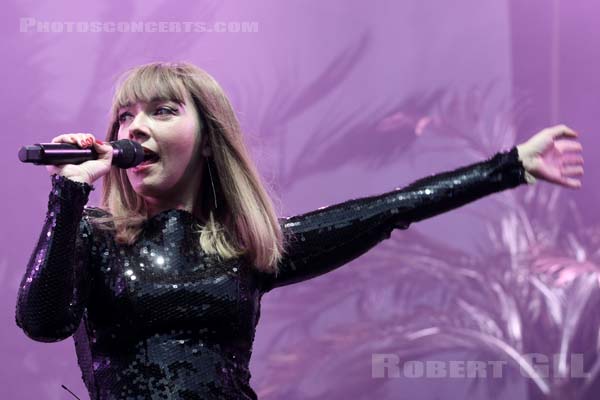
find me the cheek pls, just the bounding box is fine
[166,125,200,162]
[170,144,197,173]
[160,139,196,175]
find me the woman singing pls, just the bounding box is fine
[15,62,584,399]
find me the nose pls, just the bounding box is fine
[129,128,149,142]
[128,113,150,142]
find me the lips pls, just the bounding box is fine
[139,158,159,166]
[131,147,160,172]
[141,147,160,166]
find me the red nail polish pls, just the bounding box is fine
[97,139,104,145]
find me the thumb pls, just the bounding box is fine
[551,124,578,140]
[93,140,113,157]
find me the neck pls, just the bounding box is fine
[142,157,208,219]
[144,174,204,219]
[144,196,195,218]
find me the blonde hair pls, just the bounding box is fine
[95,61,285,273]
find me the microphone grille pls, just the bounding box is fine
[111,139,144,168]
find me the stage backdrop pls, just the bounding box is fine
[1,0,598,399]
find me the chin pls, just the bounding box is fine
[133,184,164,198]
[133,179,179,199]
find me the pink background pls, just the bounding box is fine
[1,1,598,399]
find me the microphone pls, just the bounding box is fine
[18,139,146,169]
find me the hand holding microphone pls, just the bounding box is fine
[45,133,113,185]
[19,133,145,185]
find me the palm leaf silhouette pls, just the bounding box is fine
[255,86,599,399]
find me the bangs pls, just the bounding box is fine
[112,65,187,114]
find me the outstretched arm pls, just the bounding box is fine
[15,174,95,342]
[262,124,584,293]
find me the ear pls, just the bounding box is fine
[199,131,212,157]
[201,146,212,157]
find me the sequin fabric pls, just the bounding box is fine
[16,147,527,399]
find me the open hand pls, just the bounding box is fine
[516,124,584,189]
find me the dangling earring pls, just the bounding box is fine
[206,158,218,210]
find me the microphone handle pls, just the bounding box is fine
[18,140,146,168]
[19,143,101,165]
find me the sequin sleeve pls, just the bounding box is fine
[15,174,95,342]
[262,147,527,292]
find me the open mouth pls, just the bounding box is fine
[141,147,160,166]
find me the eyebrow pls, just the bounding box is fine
[118,98,181,113]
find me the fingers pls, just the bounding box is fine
[92,138,112,156]
[561,154,584,166]
[561,165,584,177]
[558,176,582,189]
[555,139,583,154]
[558,153,584,188]
[50,133,96,148]
[549,124,579,139]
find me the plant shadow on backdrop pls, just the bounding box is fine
[4,1,598,397]
[246,38,600,400]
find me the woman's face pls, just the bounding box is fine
[116,89,203,199]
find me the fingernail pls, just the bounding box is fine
[97,139,104,145]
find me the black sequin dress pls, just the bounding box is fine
[15,147,527,399]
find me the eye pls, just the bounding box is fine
[117,107,174,124]
[118,112,132,123]
[155,106,176,116]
